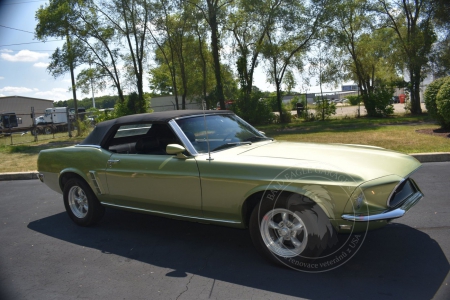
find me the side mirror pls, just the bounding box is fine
[166,144,188,159]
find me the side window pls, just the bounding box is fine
[107,123,152,154]
[106,123,181,155]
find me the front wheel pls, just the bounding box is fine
[249,193,336,268]
[63,178,105,226]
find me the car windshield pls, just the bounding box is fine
[175,114,271,153]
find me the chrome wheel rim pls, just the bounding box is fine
[68,186,88,218]
[260,208,308,258]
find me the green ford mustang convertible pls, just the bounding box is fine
[38,110,423,268]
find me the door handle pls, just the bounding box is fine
[107,159,120,168]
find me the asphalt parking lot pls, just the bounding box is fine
[0,162,449,300]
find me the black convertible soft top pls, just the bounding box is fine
[80,110,232,146]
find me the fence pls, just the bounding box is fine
[0,108,94,146]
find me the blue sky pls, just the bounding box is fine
[0,0,73,100]
[0,0,327,103]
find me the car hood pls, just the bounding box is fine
[237,141,421,182]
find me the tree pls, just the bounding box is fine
[332,0,397,116]
[261,0,332,122]
[228,0,278,100]
[148,30,217,108]
[377,0,436,114]
[35,0,83,134]
[308,43,338,120]
[73,2,126,103]
[98,0,151,106]
[186,0,232,110]
[76,66,108,107]
[149,0,199,109]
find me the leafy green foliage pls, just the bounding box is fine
[233,91,274,125]
[315,99,336,120]
[113,92,151,118]
[363,86,394,117]
[54,95,120,110]
[424,77,447,125]
[346,95,361,106]
[435,77,450,128]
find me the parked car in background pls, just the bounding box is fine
[37,110,424,267]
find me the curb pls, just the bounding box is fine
[0,172,39,181]
[410,152,450,163]
[1,153,449,181]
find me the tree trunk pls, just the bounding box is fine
[410,68,423,114]
[66,33,79,136]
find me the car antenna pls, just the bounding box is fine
[202,100,213,161]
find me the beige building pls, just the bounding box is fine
[150,96,203,112]
[0,96,54,128]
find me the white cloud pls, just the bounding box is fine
[0,76,4,80]
[34,88,70,101]
[0,49,13,53]
[0,86,34,94]
[0,93,5,97]
[33,62,49,68]
[1,50,48,62]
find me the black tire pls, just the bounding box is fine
[44,126,52,135]
[63,178,105,226]
[249,193,336,268]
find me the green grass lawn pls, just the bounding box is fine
[258,115,450,154]
[0,114,449,173]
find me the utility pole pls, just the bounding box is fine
[89,61,96,108]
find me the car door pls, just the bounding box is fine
[105,123,202,218]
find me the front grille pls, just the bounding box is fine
[388,178,416,208]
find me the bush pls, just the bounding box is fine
[363,86,394,117]
[425,77,447,126]
[435,77,450,129]
[315,98,336,120]
[346,95,361,106]
[233,92,274,125]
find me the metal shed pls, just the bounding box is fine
[0,96,54,128]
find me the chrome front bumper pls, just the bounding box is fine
[341,191,423,222]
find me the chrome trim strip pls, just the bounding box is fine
[342,191,423,222]
[100,202,241,224]
[38,173,45,183]
[75,144,102,149]
[173,112,233,121]
[168,119,198,156]
[88,171,103,195]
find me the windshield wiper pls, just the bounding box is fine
[211,141,252,152]
[244,136,273,142]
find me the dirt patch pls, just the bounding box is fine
[416,128,450,138]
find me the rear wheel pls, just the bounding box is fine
[63,178,105,226]
[44,126,52,135]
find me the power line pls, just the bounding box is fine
[0,40,61,47]
[0,0,47,5]
[0,24,34,34]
